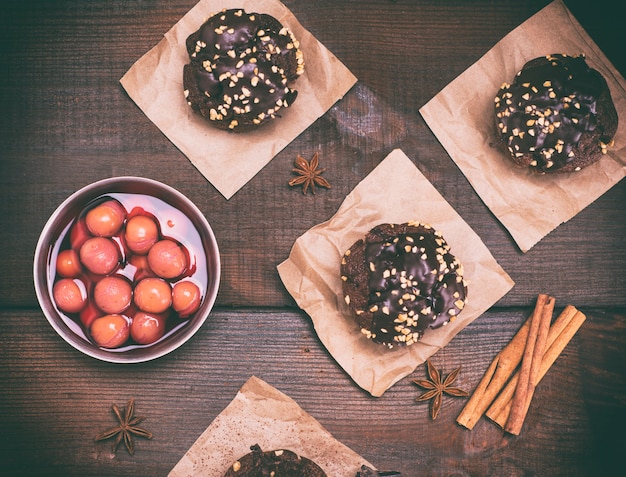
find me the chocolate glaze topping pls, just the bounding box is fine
[223,444,326,477]
[495,54,617,173]
[183,9,304,131]
[341,223,467,348]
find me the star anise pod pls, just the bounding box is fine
[95,398,153,455]
[288,152,331,195]
[413,359,468,420]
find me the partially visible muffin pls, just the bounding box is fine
[341,222,467,348]
[183,8,304,132]
[223,444,326,476]
[495,53,618,173]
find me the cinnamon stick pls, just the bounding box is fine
[456,295,549,430]
[486,305,586,428]
[504,295,554,435]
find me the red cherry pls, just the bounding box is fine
[55,249,82,278]
[133,277,172,314]
[85,199,126,237]
[172,280,202,317]
[69,218,91,250]
[53,278,87,314]
[90,314,130,348]
[124,215,159,254]
[79,301,101,329]
[127,253,155,282]
[93,276,132,314]
[130,311,167,345]
[79,237,120,275]
[147,239,188,279]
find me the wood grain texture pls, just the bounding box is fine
[0,308,624,476]
[1,0,625,475]
[1,0,625,309]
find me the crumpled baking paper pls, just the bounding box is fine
[277,149,515,397]
[168,376,372,476]
[120,0,357,199]
[420,0,626,252]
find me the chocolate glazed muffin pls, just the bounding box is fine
[341,222,467,348]
[183,8,304,132]
[223,444,326,477]
[495,54,618,173]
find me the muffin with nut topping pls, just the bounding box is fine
[183,8,304,132]
[340,222,467,348]
[495,53,618,173]
[223,444,326,476]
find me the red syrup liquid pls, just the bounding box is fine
[47,193,209,351]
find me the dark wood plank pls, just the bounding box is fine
[2,0,625,309]
[0,307,623,476]
[1,0,625,476]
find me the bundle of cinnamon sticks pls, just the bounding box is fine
[456,294,586,435]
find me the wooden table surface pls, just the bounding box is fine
[1,1,625,476]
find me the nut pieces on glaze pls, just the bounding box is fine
[223,444,326,476]
[341,222,467,348]
[495,53,618,173]
[183,8,304,131]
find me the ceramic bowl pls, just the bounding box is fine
[33,176,220,363]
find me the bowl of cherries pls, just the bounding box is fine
[34,177,220,363]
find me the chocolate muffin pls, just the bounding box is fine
[341,222,467,348]
[183,8,304,132]
[223,444,326,476]
[495,53,618,173]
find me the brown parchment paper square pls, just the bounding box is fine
[168,376,371,477]
[420,0,626,252]
[120,0,357,200]
[277,149,514,397]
